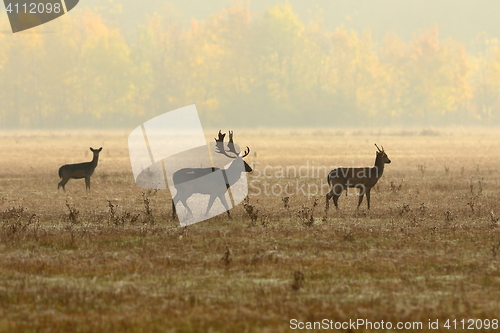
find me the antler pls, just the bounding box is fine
[228,130,236,154]
[215,130,227,156]
[240,146,250,158]
[214,130,250,158]
[374,143,383,152]
[215,130,225,143]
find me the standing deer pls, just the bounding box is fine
[172,131,252,219]
[58,147,102,191]
[326,144,391,211]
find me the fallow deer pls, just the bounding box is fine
[172,131,252,219]
[58,147,102,191]
[326,144,391,210]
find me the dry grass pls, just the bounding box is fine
[1,128,500,332]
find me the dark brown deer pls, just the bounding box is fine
[58,147,102,191]
[172,131,252,219]
[326,144,391,210]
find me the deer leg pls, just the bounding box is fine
[172,192,193,217]
[326,190,333,211]
[58,178,69,191]
[205,195,217,216]
[357,193,365,209]
[332,183,344,209]
[179,198,193,216]
[85,177,91,191]
[171,198,177,219]
[332,194,340,209]
[218,195,232,219]
[356,185,367,210]
[366,188,371,210]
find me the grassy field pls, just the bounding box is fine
[1,128,500,332]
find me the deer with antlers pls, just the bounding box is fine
[326,144,391,211]
[171,130,252,219]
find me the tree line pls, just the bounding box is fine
[0,2,499,128]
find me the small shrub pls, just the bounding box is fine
[298,198,318,227]
[282,196,290,210]
[390,179,404,193]
[399,203,411,215]
[490,211,499,228]
[243,197,259,224]
[66,201,79,224]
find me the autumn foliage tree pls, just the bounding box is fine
[0,3,499,128]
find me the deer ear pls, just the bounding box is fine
[89,147,93,152]
[98,147,102,152]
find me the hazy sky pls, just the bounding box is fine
[76,0,500,46]
[1,1,497,45]
[170,0,500,43]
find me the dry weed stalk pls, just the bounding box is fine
[291,270,305,291]
[390,179,404,193]
[298,198,318,227]
[1,206,26,219]
[142,192,154,224]
[108,201,139,226]
[65,201,79,223]
[221,246,232,266]
[243,196,258,224]
[467,195,480,214]
[399,203,411,215]
[282,196,290,210]
[490,211,499,228]
[417,164,426,175]
[343,231,355,242]
[491,241,500,258]
[419,202,427,214]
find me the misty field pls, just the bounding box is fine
[1,128,500,332]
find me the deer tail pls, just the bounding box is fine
[58,166,63,178]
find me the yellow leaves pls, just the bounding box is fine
[82,13,109,37]
[263,3,305,42]
[383,32,406,60]
[411,25,440,60]
[190,18,200,35]
[1,3,500,127]
[203,98,220,111]
[489,46,500,83]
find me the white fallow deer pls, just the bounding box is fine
[171,131,252,219]
[326,144,391,211]
[58,147,102,191]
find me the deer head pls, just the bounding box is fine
[374,144,391,164]
[215,130,252,172]
[90,147,103,160]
